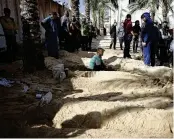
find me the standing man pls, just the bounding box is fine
[153,22,160,61]
[110,21,117,50]
[88,22,95,51]
[69,15,81,52]
[132,20,141,53]
[61,11,70,50]
[0,8,17,62]
[123,14,133,58]
[117,22,125,50]
[159,21,171,65]
[41,12,61,58]
[81,18,89,51]
[141,12,158,66]
[103,26,107,36]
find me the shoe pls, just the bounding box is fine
[128,56,132,59]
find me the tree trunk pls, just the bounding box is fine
[101,7,104,27]
[71,0,80,21]
[162,0,168,21]
[85,0,90,23]
[93,12,97,27]
[20,0,44,73]
[98,9,101,29]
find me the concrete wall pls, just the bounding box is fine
[115,0,174,28]
[104,4,117,33]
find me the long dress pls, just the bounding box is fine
[42,16,60,58]
[0,23,6,49]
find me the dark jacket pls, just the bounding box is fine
[142,13,159,43]
[110,25,116,38]
[61,15,70,32]
[133,25,141,35]
[124,19,132,35]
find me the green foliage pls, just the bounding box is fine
[129,0,159,14]
[129,0,173,20]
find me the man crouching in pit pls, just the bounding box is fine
[89,48,107,71]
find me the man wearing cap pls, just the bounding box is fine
[89,48,106,71]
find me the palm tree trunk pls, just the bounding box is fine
[162,0,168,21]
[101,7,104,27]
[20,0,44,73]
[98,9,101,29]
[71,0,80,21]
[85,0,90,23]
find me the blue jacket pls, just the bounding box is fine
[142,13,159,43]
[89,55,105,70]
[41,16,61,37]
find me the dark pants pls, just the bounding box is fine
[143,42,156,66]
[133,36,139,53]
[62,31,69,50]
[155,44,160,60]
[5,35,17,62]
[159,46,168,65]
[150,43,156,66]
[168,51,173,66]
[110,37,116,49]
[81,36,88,51]
[45,32,58,58]
[124,34,132,58]
[68,35,77,52]
[93,63,106,71]
[88,36,93,50]
[119,37,124,50]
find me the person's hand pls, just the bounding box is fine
[69,33,72,36]
[142,42,146,47]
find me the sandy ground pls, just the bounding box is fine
[0,36,173,138]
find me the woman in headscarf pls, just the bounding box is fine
[69,15,81,52]
[141,12,159,66]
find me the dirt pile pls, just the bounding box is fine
[0,36,173,138]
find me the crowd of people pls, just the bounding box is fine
[0,7,173,69]
[0,8,102,62]
[41,11,102,58]
[110,13,173,67]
